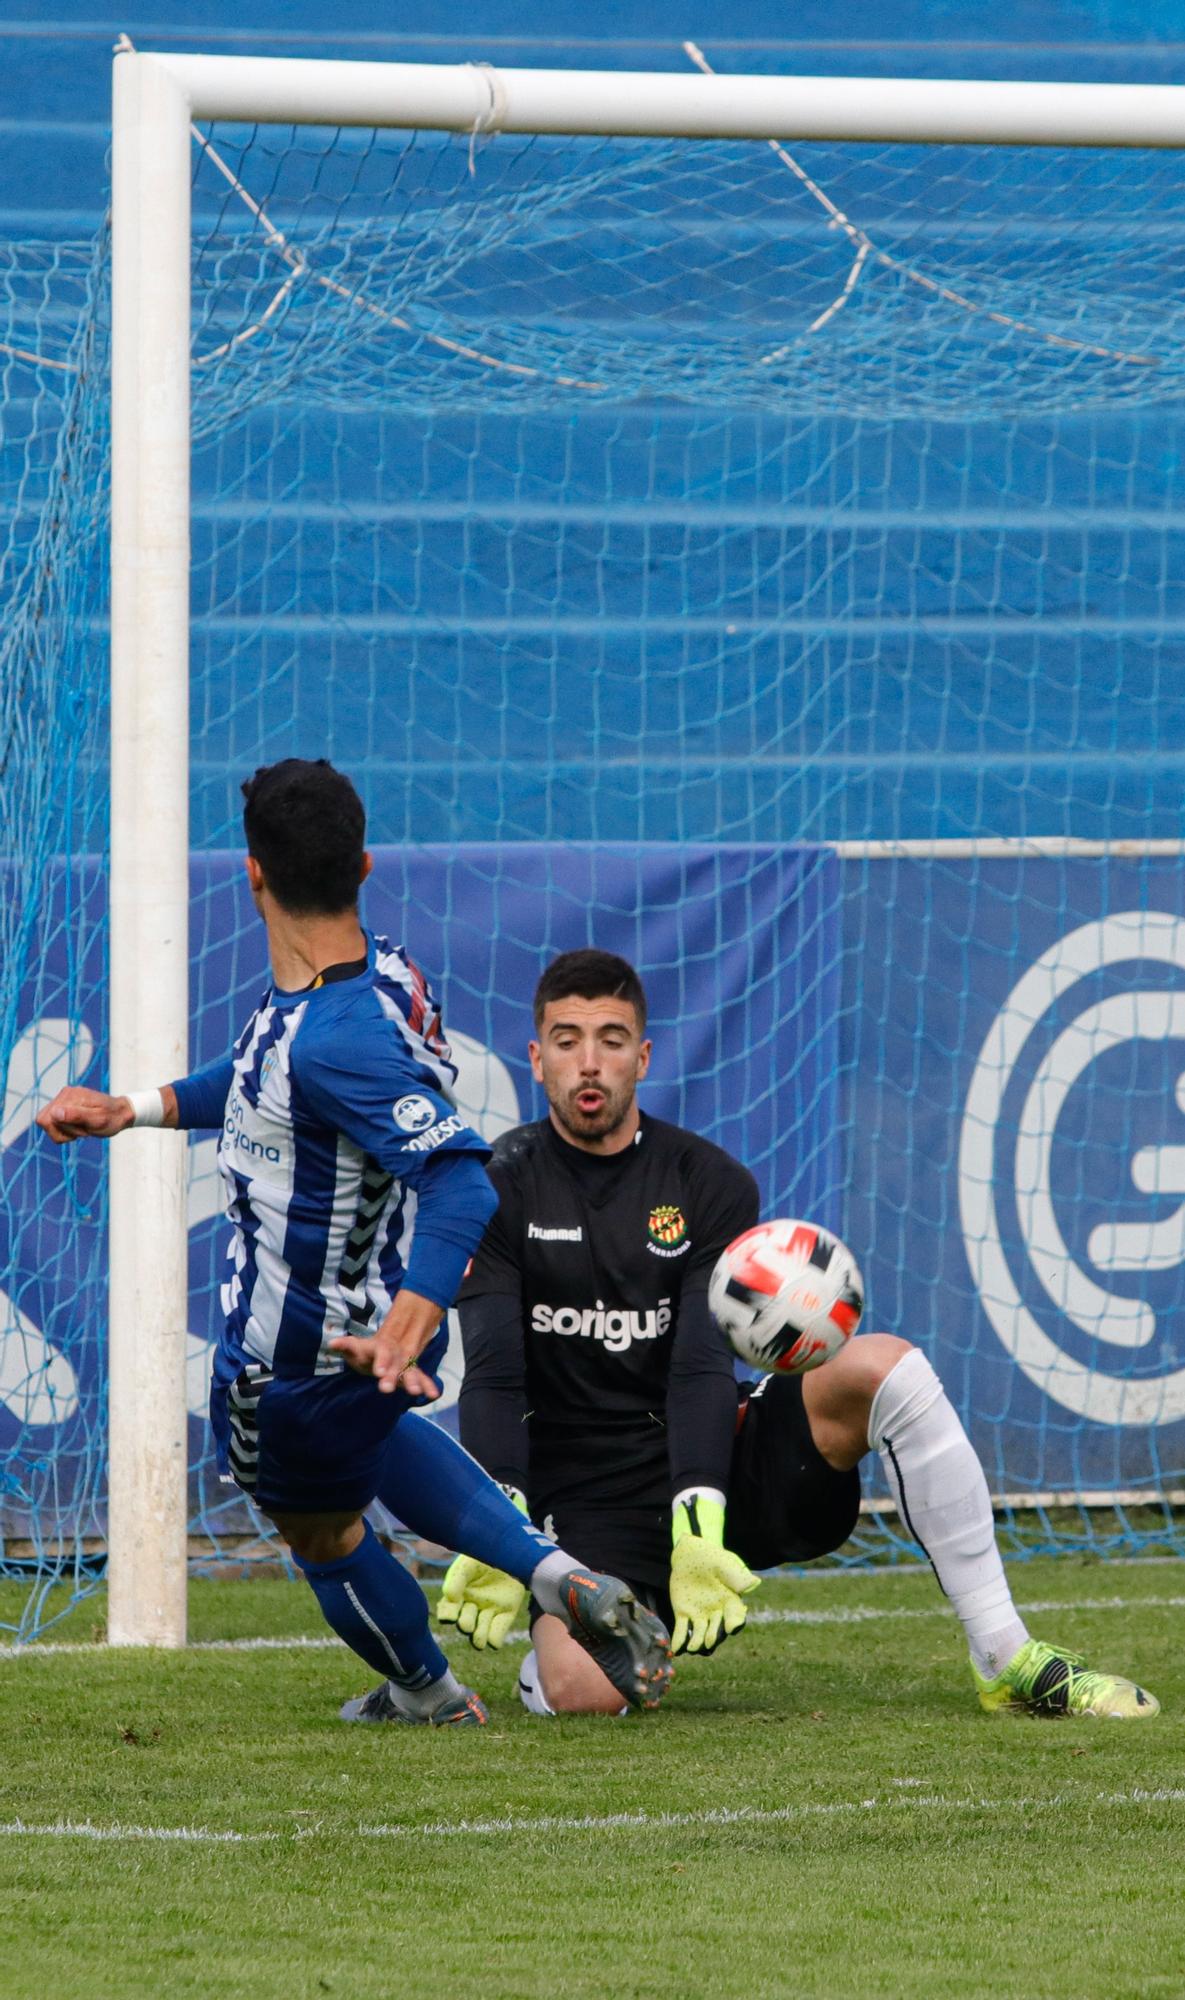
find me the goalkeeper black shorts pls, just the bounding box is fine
[725,1372,862,1572]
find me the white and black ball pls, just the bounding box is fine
[708,1219,864,1375]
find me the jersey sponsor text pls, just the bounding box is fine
[223,1088,284,1167]
[403,1110,467,1153]
[531,1296,672,1352]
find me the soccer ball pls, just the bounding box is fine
[708,1219,864,1375]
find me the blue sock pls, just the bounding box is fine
[293,1519,449,1688]
[376,1416,556,1585]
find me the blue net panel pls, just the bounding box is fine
[3,118,1185,1638]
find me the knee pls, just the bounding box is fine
[834,1332,915,1402]
[540,1650,625,1716]
[809,1332,914,1417]
[275,1513,364,1567]
[802,1333,916,1469]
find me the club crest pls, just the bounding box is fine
[648,1204,687,1249]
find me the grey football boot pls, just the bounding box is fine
[339,1679,488,1725]
[559,1568,674,1710]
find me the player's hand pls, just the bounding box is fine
[36,1087,135,1144]
[330,1286,445,1396]
[328,1333,441,1400]
[437,1555,526,1650]
[669,1493,760,1655]
[329,1337,441,1401]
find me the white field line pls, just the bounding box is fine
[360,1787,1185,1839]
[0,1632,346,1660]
[3,1594,1184,1660]
[0,1820,258,1843]
[2,1787,1183,1847]
[745,1592,1185,1626]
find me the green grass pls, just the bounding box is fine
[2,1559,1182,2000]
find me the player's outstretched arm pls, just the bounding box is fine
[37,1084,179,1143]
[431,1288,533,1649]
[664,1265,759,1654]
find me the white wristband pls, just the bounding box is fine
[671,1485,727,1514]
[126,1089,165,1128]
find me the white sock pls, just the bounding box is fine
[517,1647,556,1717]
[384,1665,465,1718]
[530,1547,581,1619]
[868,1349,1029,1681]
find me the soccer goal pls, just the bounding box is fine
[5,46,1185,1645]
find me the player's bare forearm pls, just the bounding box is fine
[36,1084,179,1143]
[329,1287,444,1396]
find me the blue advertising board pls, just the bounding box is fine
[846,854,1185,1501]
[4,842,1185,1541]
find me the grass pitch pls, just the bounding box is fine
[1,1558,1181,2000]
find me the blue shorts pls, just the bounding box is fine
[209,1328,447,1515]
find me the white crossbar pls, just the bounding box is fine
[150,54,1185,149]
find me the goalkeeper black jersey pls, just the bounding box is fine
[456,1113,759,1529]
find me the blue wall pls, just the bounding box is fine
[4,3,1185,845]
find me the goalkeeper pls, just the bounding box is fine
[403,948,1159,1722]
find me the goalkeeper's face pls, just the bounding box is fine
[530,996,651,1153]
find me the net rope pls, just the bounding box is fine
[4,103,1185,1637]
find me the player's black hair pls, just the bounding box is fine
[241,758,366,915]
[533,949,648,1031]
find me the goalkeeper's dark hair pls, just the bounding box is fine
[241,759,366,915]
[533,949,648,1031]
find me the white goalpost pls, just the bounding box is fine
[108,47,1185,1646]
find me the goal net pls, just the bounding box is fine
[3,53,1185,1639]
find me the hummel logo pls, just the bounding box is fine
[528,1223,583,1241]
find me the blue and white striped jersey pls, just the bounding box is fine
[172,932,495,1380]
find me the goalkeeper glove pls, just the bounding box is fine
[436,1486,529,1651]
[669,1490,760,1656]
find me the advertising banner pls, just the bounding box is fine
[5,844,1184,1535]
[846,854,1185,1499]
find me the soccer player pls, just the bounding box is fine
[425,947,1159,1723]
[37,764,672,1724]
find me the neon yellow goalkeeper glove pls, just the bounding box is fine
[436,1486,528,1651]
[669,1491,760,1656]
